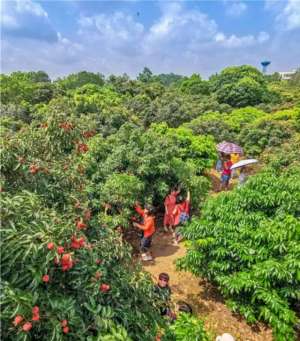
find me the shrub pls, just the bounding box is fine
[162,313,210,341]
[178,166,300,340]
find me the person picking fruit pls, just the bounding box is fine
[133,202,156,261]
[172,190,191,244]
[163,186,180,233]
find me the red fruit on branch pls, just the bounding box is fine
[57,246,65,254]
[13,315,23,326]
[61,319,68,327]
[54,257,60,265]
[29,164,40,174]
[59,122,74,132]
[22,322,32,332]
[82,130,96,138]
[63,326,70,334]
[42,274,49,283]
[61,253,71,263]
[76,143,89,154]
[100,283,110,292]
[32,314,40,321]
[78,237,85,247]
[76,219,87,230]
[71,240,80,249]
[96,259,102,265]
[61,253,73,271]
[47,242,55,250]
[32,306,39,314]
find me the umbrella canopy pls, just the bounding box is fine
[217,141,243,155]
[230,159,258,170]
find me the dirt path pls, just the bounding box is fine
[140,169,273,340]
[143,232,273,341]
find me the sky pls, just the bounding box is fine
[1,0,300,79]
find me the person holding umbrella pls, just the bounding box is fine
[230,159,258,187]
[216,141,243,191]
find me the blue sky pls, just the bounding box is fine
[1,0,300,79]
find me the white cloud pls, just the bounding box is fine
[215,31,269,48]
[1,1,298,78]
[0,0,57,41]
[280,0,300,30]
[265,0,300,30]
[15,0,48,17]
[257,31,270,43]
[225,1,248,17]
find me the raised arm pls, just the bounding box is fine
[186,190,191,202]
[135,203,145,217]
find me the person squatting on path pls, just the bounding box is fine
[133,202,156,261]
[219,155,232,191]
[163,186,180,233]
[172,190,191,244]
[154,273,172,316]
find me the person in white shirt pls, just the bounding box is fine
[238,166,247,186]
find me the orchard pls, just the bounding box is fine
[1,67,300,340]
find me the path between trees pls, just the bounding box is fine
[142,170,273,341]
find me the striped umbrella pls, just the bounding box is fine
[217,141,243,155]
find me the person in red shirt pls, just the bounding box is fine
[163,187,180,233]
[219,155,233,191]
[133,203,156,261]
[172,191,191,244]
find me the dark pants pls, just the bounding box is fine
[140,236,152,253]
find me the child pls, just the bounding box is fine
[219,155,232,191]
[163,186,180,233]
[154,273,171,316]
[133,203,156,261]
[172,191,191,244]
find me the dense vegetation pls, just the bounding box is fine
[1,66,299,340]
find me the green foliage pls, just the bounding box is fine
[80,123,214,222]
[0,72,54,107]
[153,73,183,86]
[1,65,299,340]
[179,165,300,340]
[289,68,300,87]
[56,71,104,90]
[238,118,294,156]
[137,67,154,83]
[180,74,210,96]
[210,65,275,107]
[1,190,163,340]
[162,313,210,341]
